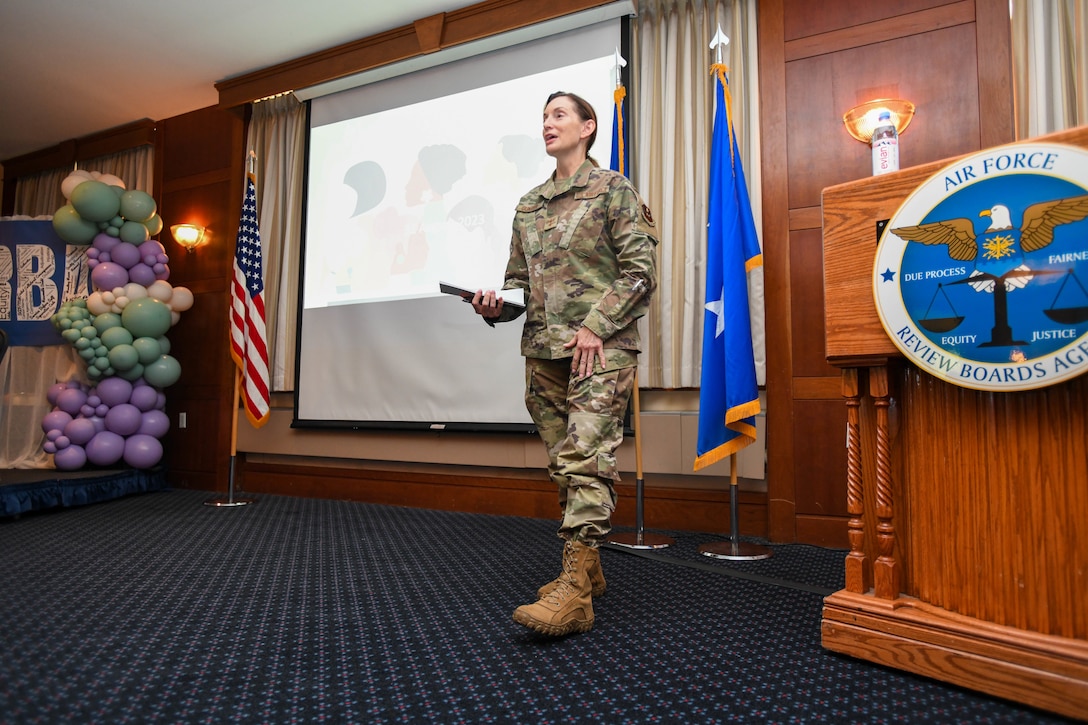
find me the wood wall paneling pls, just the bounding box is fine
[782,0,954,41]
[156,106,246,494]
[758,0,798,543]
[790,227,837,377]
[786,23,983,210]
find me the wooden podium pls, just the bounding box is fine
[820,126,1088,720]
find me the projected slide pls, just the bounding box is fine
[296,19,622,429]
[305,57,616,309]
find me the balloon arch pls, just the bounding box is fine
[42,171,193,471]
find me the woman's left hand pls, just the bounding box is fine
[564,327,606,379]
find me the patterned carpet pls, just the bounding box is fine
[0,489,1075,724]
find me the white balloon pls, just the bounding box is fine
[123,282,148,301]
[61,170,95,200]
[170,286,194,312]
[170,310,180,326]
[86,292,110,316]
[146,279,173,302]
[101,291,116,305]
[97,173,126,188]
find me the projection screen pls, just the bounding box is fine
[295,15,626,430]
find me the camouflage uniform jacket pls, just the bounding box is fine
[503,159,659,368]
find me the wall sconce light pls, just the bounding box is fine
[843,99,915,143]
[170,223,206,253]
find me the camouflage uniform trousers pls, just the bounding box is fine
[524,357,636,546]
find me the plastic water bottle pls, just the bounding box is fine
[871,111,899,175]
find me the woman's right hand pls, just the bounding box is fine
[471,289,503,319]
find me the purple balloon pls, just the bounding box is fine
[43,441,57,454]
[155,263,171,281]
[110,242,141,269]
[96,377,133,406]
[129,384,159,412]
[54,435,70,450]
[47,382,67,406]
[128,263,156,288]
[95,404,110,417]
[46,429,62,442]
[89,416,107,433]
[94,233,120,253]
[91,261,129,292]
[105,403,142,436]
[42,409,73,433]
[54,445,88,471]
[80,404,96,417]
[138,409,170,438]
[64,417,98,446]
[56,387,88,416]
[86,431,125,466]
[123,434,163,469]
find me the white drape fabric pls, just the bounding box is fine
[631,0,764,389]
[1012,0,1088,138]
[246,93,307,392]
[2,146,154,467]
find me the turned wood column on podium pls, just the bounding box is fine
[819,126,1088,720]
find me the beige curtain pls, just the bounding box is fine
[2,145,154,467]
[1012,0,1088,138]
[631,0,763,389]
[247,93,307,392]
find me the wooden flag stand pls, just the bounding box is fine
[204,369,255,508]
[699,452,770,560]
[607,373,673,550]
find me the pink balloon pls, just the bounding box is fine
[91,261,129,292]
[137,409,170,438]
[86,431,125,466]
[54,445,88,471]
[123,434,163,469]
[105,403,142,436]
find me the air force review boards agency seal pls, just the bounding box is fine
[874,142,1088,392]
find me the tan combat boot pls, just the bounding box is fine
[536,546,606,598]
[513,541,595,636]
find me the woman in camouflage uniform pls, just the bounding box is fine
[472,91,658,636]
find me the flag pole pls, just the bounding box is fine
[205,368,254,507]
[607,371,673,549]
[204,152,260,508]
[699,453,770,560]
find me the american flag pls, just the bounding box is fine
[230,173,270,427]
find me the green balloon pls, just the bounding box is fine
[100,325,134,349]
[108,344,139,371]
[119,220,150,245]
[119,190,156,223]
[61,328,81,343]
[52,204,98,245]
[70,180,121,223]
[143,213,164,236]
[121,297,171,338]
[143,355,181,387]
[79,348,96,361]
[94,312,123,334]
[119,364,145,382]
[92,357,111,372]
[132,336,162,364]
